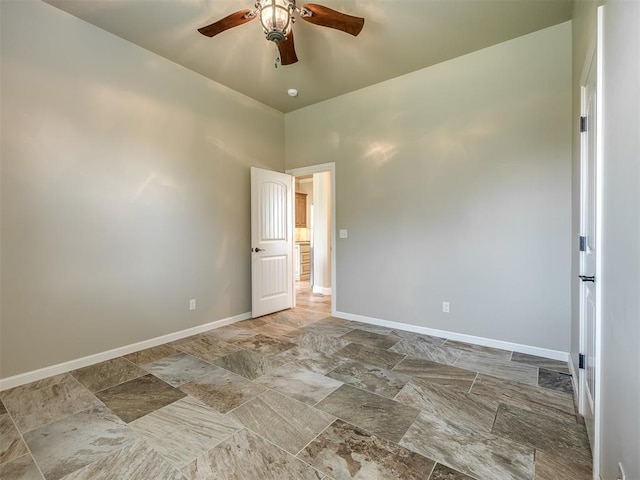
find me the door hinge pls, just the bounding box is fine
[580,116,587,133]
[579,235,587,252]
[579,353,585,369]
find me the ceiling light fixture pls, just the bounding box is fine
[198,1,364,66]
[287,88,298,97]
[259,0,294,44]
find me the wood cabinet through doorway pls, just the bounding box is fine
[295,192,307,227]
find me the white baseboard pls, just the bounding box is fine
[0,312,251,392]
[334,310,570,362]
[312,285,332,295]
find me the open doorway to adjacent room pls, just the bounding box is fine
[286,163,336,316]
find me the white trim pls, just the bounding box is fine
[569,353,581,398]
[592,8,604,478]
[335,310,570,362]
[312,285,332,295]
[285,163,336,317]
[0,312,251,391]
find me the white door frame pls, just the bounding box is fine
[578,7,603,478]
[285,162,337,316]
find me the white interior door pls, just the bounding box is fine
[579,28,600,462]
[251,167,293,318]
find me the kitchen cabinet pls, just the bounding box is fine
[295,192,307,227]
[297,242,310,281]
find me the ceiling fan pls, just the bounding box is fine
[197,0,365,66]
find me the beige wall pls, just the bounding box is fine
[286,22,572,351]
[0,1,284,378]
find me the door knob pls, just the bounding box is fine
[579,275,595,282]
[253,247,265,253]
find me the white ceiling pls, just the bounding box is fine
[45,0,573,113]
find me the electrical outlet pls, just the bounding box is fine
[442,301,450,313]
[189,299,196,311]
[339,229,348,239]
[617,462,626,480]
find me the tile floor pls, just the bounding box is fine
[0,282,592,479]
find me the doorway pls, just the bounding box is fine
[286,163,336,316]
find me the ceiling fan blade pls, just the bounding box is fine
[300,4,364,36]
[278,31,298,65]
[198,9,255,37]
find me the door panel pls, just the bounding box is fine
[579,36,599,457]
[251,167,293,317]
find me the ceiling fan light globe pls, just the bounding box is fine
[259,0,293,43]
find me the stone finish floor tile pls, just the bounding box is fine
[1,287,592,480]
[23,405,137,480]
[534,449,592,480]
[299,419,435,480]
[95,374,186,423]
[341,322,394,335]
[293,332,352,355]
[538,368,574,394]
[234,334,296,356]
[179,367,266,413]
[395,377,498,433]
[0,454,44,480]
[335,343,405,370]
[233,318,267,330]
[129,396,241,467]
[59,440,184,480]
[123,345,180,366]
[253,323,306,340]
[1,414,29,465]
[229,390,334,455]
[171,336,241,364]
[492,404,592,466]
[400,411,534,480]
[205,325,259,343]
[511,352,570,374]
[275,346,348,375]
[339,330,401,350]
[270,309,329,327]
[213,350,286,380]
[182,428,323,480]
[142,353,218,387]
[316,385,419,443]
[391,330,447,346]
[454,351,539,385]
[326,360,411,398]
[302,323,355,338]
[469,374,576,422]
[390,340,460,366]
[443,340,512,360]
[392,358,476,392]
[254,364,342,405]
[0,374,100,433]
[311,316,353,329]
[69,357,146,393]
[429,463,475,480]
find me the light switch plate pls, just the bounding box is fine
[339,229,348,238]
